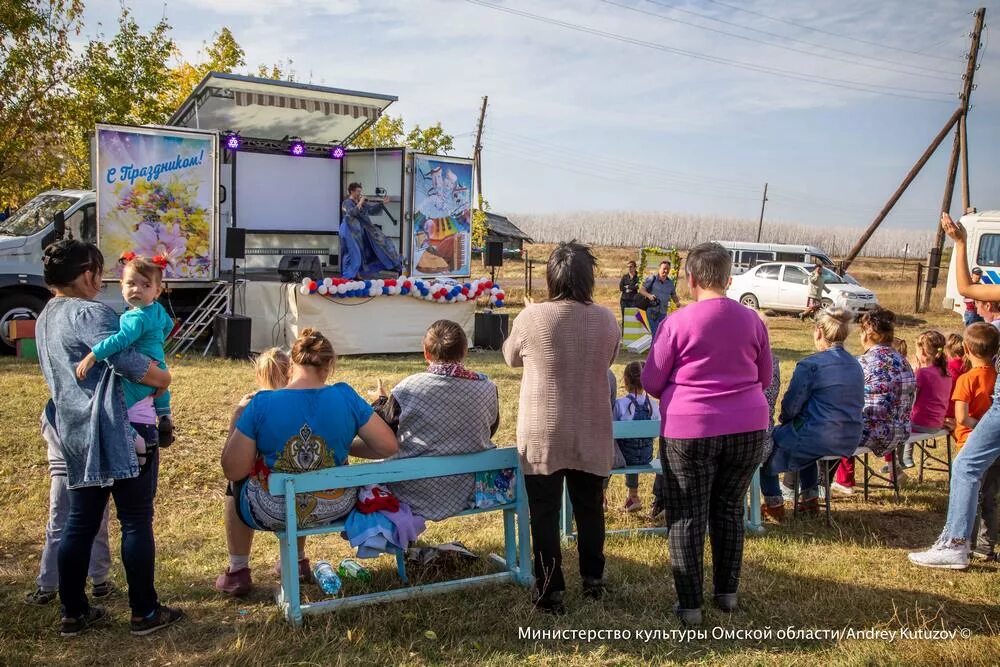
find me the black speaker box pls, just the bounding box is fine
[474,312,509,350]
[484,240,504,267]
[225,227,246,259]
[214,314,252,360]
[278,254,322,283]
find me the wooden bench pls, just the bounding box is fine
[268,447,533,626]
[560,420,765,541]
[792,429,952,526]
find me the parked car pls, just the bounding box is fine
[727,262,878,314]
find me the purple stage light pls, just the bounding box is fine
[224,132,241,151]
[289,138,306,156]
[330,145,345,159]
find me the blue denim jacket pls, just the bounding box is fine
[768,345,865,474]
[36,297,154,488]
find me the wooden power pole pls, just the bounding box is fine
[755,182,768,243]
[473,96,488,209]
[920,6,985,312]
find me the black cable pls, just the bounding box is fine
[464,0,957,103]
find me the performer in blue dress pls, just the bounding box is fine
[340,183,403,279]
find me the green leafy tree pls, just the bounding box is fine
[405,122,453,155]
[472,198,490,250]
[161,27,245,113]
[352,116,454,155]
[256,59,294,81]
[0,0,84,206]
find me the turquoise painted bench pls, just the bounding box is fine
[560,420,764,540]
[268,446,533,626]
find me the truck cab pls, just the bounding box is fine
[0,190,98,352]
[944,210,1000,314]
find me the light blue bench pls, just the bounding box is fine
[269,447,533,626]
[560,420,764,540]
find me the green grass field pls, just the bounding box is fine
[1,254,998,666]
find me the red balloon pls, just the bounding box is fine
[385,279,396,287]
[484,280,493,289]
[461,287,470,296]
[308,281,318,291]
[496,291,505,300]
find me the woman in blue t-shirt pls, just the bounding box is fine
[221,328,398,541]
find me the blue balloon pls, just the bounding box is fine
[495,300,505,307]
[401,287,410,295]
[382,287,390,295]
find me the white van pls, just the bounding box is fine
[944,210,1000,314]
[713,241,836,275]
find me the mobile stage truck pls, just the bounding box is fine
[0,73,502,355]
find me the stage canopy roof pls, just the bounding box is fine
[168,72,397,146]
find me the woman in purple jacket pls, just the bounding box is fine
[642,242,772,626]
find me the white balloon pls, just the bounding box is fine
[318,285,328,295]
[298,285,310,295]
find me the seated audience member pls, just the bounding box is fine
[373,320,500,521]
[215,348,291,596]
[950,323,1000,561]
[760,308,863,519]
[964,268,985,326]
[975,300,1000,332]
[832,308,916,495]
[221,328,398,572]
[612,360,659,514]
[889,331,951,471]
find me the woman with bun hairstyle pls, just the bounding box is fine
[760,307,864,520]
[833,307,916,494]
[34,240,179,637]
[221,328,398,558]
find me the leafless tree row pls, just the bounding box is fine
[507,211,936,258]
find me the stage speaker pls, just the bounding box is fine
[484,240,504,267]
[213,314,252,360]
[225,227,246,259]
[474,312,509,350]
[278,254,322,283]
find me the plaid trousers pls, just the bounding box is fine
[660,430,765,609]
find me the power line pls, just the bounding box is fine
[629,0,959,79]
[700,0,960,63]
[464,0,957,103]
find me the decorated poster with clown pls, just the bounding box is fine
[96,124,218,281]
[410,154,473,278]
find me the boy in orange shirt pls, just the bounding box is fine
[952,322,1000,560]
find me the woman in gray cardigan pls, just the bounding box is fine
[503,241,620,615]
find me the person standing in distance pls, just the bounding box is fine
[638,260,681,340]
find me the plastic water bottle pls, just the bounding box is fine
[338,558,372,582]
[312,560,342,595]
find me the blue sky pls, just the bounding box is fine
[82,0,1000,231]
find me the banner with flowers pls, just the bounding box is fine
[96,124,217,281]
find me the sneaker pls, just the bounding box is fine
[157,416,174,448]
[273,558,313,582]
[623,497,643,513]
[215,567,253,596]
[796,497,820,515]
[673,603,703,626]
[713,593,738,612]
[91,580,117,599]
[24,588,57,606]
[531,589,566,615]
[761,503,785,522]
[130,604,184,636]
[650,503,666,522]
[908,542,970,570]
[830,482,854,497]
[901,456,915,469]
[60,606,109,637]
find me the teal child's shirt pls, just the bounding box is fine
[91,301,174,407]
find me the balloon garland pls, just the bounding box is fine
[297,276,505,308]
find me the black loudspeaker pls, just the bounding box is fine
[484,240,504,267]
[474,312,509,350]
[214,314,252,360]
[225,227,246,259]
[278,254,322,283]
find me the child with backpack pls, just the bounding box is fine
[612,361,660,513]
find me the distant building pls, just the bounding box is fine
[484,212,532,254]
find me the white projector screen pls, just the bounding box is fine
[234,151,341,232]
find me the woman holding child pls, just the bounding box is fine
[503,241,620,615]
[220,329,398,568]
[35,239,179,636]
[642,242,773,626]
[760,307,864,520]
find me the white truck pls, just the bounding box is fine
[0,72,418,353]
[944,210,1000,314]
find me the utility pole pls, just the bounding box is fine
[755,182,768,243]
[920,6,985,312]
[473,95,488,209]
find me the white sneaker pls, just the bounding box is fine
[908,542,970,570]
[830,482,854,497]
